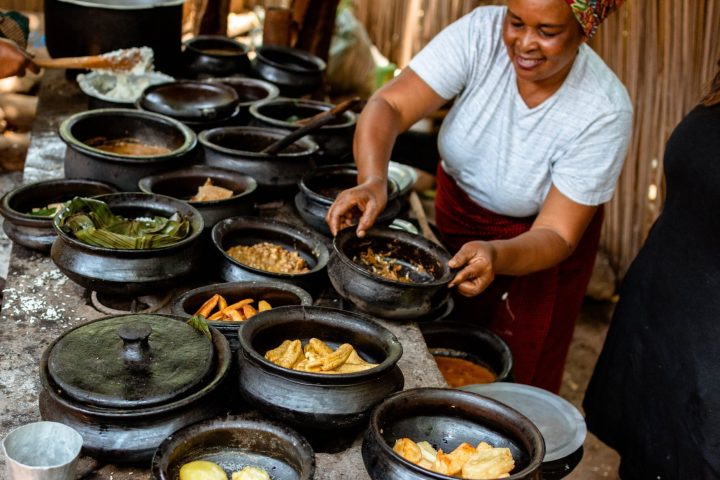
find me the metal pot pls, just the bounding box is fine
[50,193,204,295]
[249,98,356,164]
[199,126,319,194]
[252,46,326,97]
[138,166,258,230]
[362,388,545,480]
[294,164,402,236]
[44,0,184,75]
[328,226,454,320]
[0,179,116,253]
[419,321,514,384]
[151,415,315,480]
[182,35,251,78]
[211,216,329,296]
[38,313,232,463]
[59,108,198,192]
[172,280,313,350]
[207,77,280,125]
[237,306,404,431]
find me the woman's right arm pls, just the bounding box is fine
[326,67,447,236]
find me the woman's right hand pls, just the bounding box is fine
[325,176,388,237]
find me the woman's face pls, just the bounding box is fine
[503,0,585,86]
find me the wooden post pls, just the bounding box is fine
[293,0,341,62]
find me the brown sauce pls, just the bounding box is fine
[86,137,171,156]
[227,242,310,275]
[434,355,496,387]
[200,48,240,56]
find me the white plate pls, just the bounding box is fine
[460,383,586,462]
[388,161,417,198]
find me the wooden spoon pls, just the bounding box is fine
[34,48,151,72]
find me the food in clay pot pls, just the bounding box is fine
[38,313,231,463]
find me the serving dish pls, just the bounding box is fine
[200,126,319,195]
[151,415,315,480]
[172,280,313,349]
[138,166,257,230]
[252,46,326,97]
[237,306,404,432]
[362,388,545,480]
[38,313,231,463]
[0,179,116,253]
[295,164,402,236]
[249,98,356,164]
[59,108,198,192]
[51,192,204,295]
[211,216,329,296]
[328,226,453,320]
[182,35,251,78]
[137,80,240,123]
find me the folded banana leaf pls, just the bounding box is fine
[57,197,191,249]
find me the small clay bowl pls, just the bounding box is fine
[182,35,251,78]
[252,46,326,97]
[151,416,315,480]
[207,77,279,124]
[138,166,258,230]
[137,81,240,122]
[0,179,117,253]
[211,216,329,296]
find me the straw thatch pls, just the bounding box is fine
[352,0,720,278]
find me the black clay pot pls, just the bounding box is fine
[50,192,204,296]
[362,388,545,480]
[151,415,315,480]
[249,98,356,164]
[138,166,257,230]
[237,306,404,431]
[419,321,514,385]
[252,46,326,97]
[328,226,454,320]
[59,108,198,192]
[211,216,329,296]
[39,313,231,463]
[137,81,241,123]
[44,0,184,74]
[295,164,402,236]
[172,281,313,350]
[208,77,280,125]
[199,126,319,194]
[0,179,116,253]
[182,35,251,78]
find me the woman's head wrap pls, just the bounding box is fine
[564,0,625,38]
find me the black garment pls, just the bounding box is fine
[583,103,720,479]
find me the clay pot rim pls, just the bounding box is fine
[249,97,357,131]
[199,126,320,159]
[207,77,280,107]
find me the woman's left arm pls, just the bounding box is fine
[448,186,597,297]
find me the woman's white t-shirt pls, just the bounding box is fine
[408,6,633,217]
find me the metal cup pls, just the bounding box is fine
[2,421,83,480]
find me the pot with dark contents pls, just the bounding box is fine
[419,321,514,387]
[208,77,280,125]
[249,98,356,164]
[199,126,319,195]
[252,46,326,97]
[362,388,545,480]
[328,226,454,320]
[0,179,117,253]
[182,35,251,78]
[172,280,313,350]
[295,164,402,236]
[50,192,204,296]
[59,108,198,192]
[211,216,329,296]
[39,313,231,463]
[237,306,404,432]
[138,166,258,230]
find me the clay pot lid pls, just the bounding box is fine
[47,314,214,409]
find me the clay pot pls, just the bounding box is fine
[182,35,251,78]
[207,77,280,125]
[252,46,326,97]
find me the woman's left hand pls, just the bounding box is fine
[447,240,497,297]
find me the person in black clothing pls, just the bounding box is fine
[583,58,720,479]
[0,11,38,78]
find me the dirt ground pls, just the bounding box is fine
[560,300,620,479]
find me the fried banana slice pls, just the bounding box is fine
[265,340,292,363]
[461,447,515,480]
[431,442,476,475]
[242,304,257,319]
[393,438,422,464]
[306,343,353,371]
[194,294,220,317]
[274,339,303,368]
[331,362,377,373]
[417,441,438,470]
[258,300,272,311]
[307,338,334,356]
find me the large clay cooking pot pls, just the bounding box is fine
[44,0,184,74]
[38,314,232,463]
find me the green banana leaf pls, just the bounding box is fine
[57,197,191,249]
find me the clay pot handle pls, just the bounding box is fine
[117,323,152,365]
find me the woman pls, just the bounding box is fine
[326,0,632,393]
[0,11,38,78]
[583,62,720,479]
